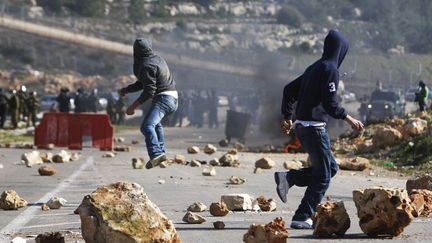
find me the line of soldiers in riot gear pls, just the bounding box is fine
[0,85,39,129]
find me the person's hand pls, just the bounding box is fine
[280,119,292,135]
[126,106,135,116]
[344,114,364,131]
[118,88,126,97]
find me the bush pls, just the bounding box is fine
[276,5,304,28]
[0,45,34,64]
[392,134,432,166]
[129,0,146,24]
[71,0,105,17]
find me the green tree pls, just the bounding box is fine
[129,0,146,24]
[72,0,105,17]
[276,5,304,28]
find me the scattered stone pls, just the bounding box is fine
[255,157,275,169]
[209,158,220,166]
[40,152,53,163]
[219,153,240,167]
[401,118,428,137]
[70,152,81,161]
[76,182,180,243]
[102,152,116,158]
[159,161,168,168]
[219,138,229,147]
[131,140,140,144]
[253,167,262,174]
[313,201,350,238]
[187,202,207,212]
[406,175,432,193]
[338,157,370,171]
[52,150,71,163]
[190,160,202,167]
[234,142,245,151]
[213,221,225,230]
[243,217,289,243]
[46,197,67,209]
[227,148,238,155]
[38,165,56,176]
[35,232,65,243]
[353,187,414,236]
[221,194,253,211]
[372,126,402,148]
[0,164,3,169]
[187,146,200,154]
[158,180,166,184]
[174,154,186,164]
[114,137,125,143]
[46,143,55,150]
[283,161,303,170]
[113,145,131,152]
[15,143,34,149]
[228,176,246,185]
[41,204,50,211]
[0,190,28,210]
[256,196,277,212]
[409,189,432,217]
[204,144,217,154]
[22,150,43,167]
[210,202,230,216]
[182,211,206,224]
[202,166,216,176]
[11,237,26,243]
[132,157,144,169]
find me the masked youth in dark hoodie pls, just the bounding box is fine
[275,30,363,229]
[119,38,178,169]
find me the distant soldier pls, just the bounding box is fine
[26,91,39,127]
[8,89,20,129]
[115,95,127,124]
[74,87,85,113]
[56,87,71,113]
[417,80,429,112]
[0,88,8,129]
[106,94,116,124]
[17,85,28,121]
[207,90,219,128]
[87,89,99,113]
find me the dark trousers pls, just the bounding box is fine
[419,101,426,111]
[288,126,338,221]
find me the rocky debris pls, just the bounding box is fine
[38,165,56,176]
[228,176,246,185]
[313,201,350,238]
[11,237,26,243]
[219,153,240,167]
[132,157,144,169]
[353,187,414,236]
[187,146,200,154]
[46,143,55,150]
[401,118,427,137]
[113,145,132,152]
[41,204,50,211]
[70,152,81,161]
[254,167,262,174]
[409,189,432,217]
[46,197,67,209]
[210,202,230,216]
[159,161,168,168]
[406,175,432,193]
[52,150,72,163]
[102,152,116,158]
[35,232,65,243]
[372,126,402,148]
[39,152,53,163]
[187,202,207,212]
[190,160,202,167]
[221,194,253,211]
[202,166,216,176]
[0,190,28,210]
[15,143,34,149]
[0,163,3,169]
[114,137,125,143]
[243,217,289,243]
[227,148,238,155]
[22,150,43,167]
[131,140,140,144]
[255,157,275,169]
[283,161,303,170]
[256,196,276,212]
[174,154,186,164]
[182,211,206,224]
[213,221,225,230]
[76,182,180,243]
[338,157,370,171]
[209,158,220,166]
[203,144,217,154]
[158,179,166,184]
[219,139,229,147]
[234,142,245,151]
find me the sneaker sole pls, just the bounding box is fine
[274,172,288,203]
[290,223,313,229]
[146,154,167,169]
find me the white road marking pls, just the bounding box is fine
[20,221,80,230]
[0,156,93,234]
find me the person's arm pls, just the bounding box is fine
[321,69,347,119]
[280,75,302,133]
[135,65,157,104]
[119,81,143,96]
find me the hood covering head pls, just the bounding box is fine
[322,30,349,68]
[419,80,426,88]
[133,38,154,78]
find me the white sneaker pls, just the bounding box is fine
[145,154,167,169]
[290,218,313,229]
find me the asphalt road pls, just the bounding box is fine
[0,126,430,243]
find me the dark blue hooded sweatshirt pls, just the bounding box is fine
[281,30,348,122]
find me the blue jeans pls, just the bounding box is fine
[288,126,338,221]
[141,95,178,159]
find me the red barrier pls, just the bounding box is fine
[35,112,114,150]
